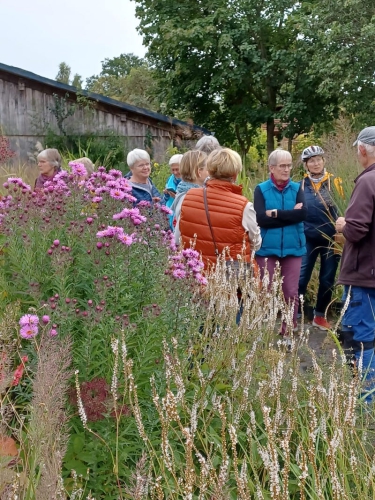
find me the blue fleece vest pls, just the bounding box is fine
[256,179,306,258]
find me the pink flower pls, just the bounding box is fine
[110,189,126,200]
[42,315,50,324]
[19,314,39,327]
[137,200,151,208]
[117,233,135,245]
[182,249,200,259]
[195,274,208,285]
[20,325,39,339]
[172,269,186,279]
[92,196,103,203]
[49,329,58,337]
[69,161,88,178]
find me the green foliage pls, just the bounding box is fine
[44,129,128,171]
[134,0,338,154]
[85,53,160,111]
[56,62,72,85]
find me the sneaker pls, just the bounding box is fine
[312,316,331,331]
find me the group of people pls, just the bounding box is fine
[34,127,375,399]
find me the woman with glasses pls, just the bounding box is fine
[127,149,161,205]
[254,149,307,341]
[298,146,340,330]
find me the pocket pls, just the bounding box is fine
[342,287,363,326]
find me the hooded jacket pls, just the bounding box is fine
[338,164,375,287]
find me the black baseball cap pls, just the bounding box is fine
[353,126,375,146]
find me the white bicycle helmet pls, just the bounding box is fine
[301,145,325,162]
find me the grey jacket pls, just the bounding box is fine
[338,163,375,287]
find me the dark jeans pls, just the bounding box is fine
[298,238,340,317]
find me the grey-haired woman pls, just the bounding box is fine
[34,148,61,190]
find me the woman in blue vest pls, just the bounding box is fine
[254,149,307,340]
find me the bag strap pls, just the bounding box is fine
[203,186,219,257]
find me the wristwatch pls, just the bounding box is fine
[271,210,277,218]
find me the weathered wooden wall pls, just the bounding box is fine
[0,73,174,163]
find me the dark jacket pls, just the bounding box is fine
[338,164,375,287]
[128,178,161,205]
[254,179,307,258]
[300,176,338,242]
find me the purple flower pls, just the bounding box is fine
[53,239,60,247]
[69,161,88,178]
[19,314,39,327]
[195,274,208,285]
[172,269,186,279]
[137,200,151,208]
[42,315,50,324]
[110,189,126,200]
[20,324,39,339]
[92,196,103,203]
[158,205,173,215]
[182,249,200,259]
[49,328,58,337]
[117,233,135,245]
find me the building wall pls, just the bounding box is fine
[0,74,173,164]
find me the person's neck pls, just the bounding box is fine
[309,171,325,178]
[130,175,148,184]
[363,159,375,169]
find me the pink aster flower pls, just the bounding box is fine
[42,315,50,324]
[182,249,200,259]
[92,196,103,203]
[19,314,39,327]
[20,324,39,339]
[110,189,126,200]
[195,273,208,285]
[117,233,135,245]
[69,161,88,178]
[49,328,58,337]
[172,269,186,279]
[137,200,152,208]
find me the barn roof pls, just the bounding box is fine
[0,62,210,135]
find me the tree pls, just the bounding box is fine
[300,0,375,128]
[72,73,83,89]
[85,53,159,111]
[133,0,338,154]
[55,62,71,85]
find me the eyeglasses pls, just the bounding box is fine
[274,164,293,170]
[134,162,151,169]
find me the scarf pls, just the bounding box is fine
[270,173,290,191]
[34,170,60,190]
[304,170,331,192]
[176,180,201,194]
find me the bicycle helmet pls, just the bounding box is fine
[301,145,325,162]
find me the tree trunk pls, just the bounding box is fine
[287,136,293,152]
[266,118,275,156]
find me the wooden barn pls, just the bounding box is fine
[0,62,209,164]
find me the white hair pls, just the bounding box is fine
[127,149,150,168]
[169,154,183,165]
[37,148,61,170]
[195,135,221,154]
[268,149,292,166]
[357,140,375,157]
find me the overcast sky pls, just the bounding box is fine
[0,0,146,83]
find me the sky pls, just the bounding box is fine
[0,0,146,83]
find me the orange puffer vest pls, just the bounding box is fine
[179,179,251,268]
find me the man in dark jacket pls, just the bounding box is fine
[335,126,375,402]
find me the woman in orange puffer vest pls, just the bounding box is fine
[177,148,261,269]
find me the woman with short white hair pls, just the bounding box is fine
[195,135,221,155]
[163,153,183,228]
[35,148,62,190]
[254,149,307,342]
[127,148,161,205]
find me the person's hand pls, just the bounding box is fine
[294,203,303,209]
[335,217,346,233]
[163,188,168,194]
[152,197,161,203]
[265,209,276,217]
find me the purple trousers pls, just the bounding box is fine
[256,256,302,335]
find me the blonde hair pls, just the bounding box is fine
[207,148,242,180]
[37,148,61,170]
[74,157,95,176]
[179,150,207,182]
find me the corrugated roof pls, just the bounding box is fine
[0,62,210,134]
